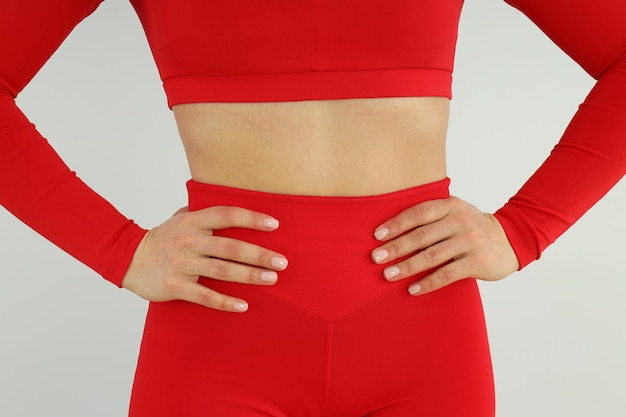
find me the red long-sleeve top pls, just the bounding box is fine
[0,0,624,286]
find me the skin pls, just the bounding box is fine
[121,97,520,312]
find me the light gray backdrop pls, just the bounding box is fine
[1,0,624,416]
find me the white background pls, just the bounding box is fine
[1,0,624,416]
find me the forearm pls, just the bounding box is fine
[0,90,147,285]
[0,0,148,285]
[496,0,626,268]
[495,59,626,267]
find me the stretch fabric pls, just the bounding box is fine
[129,178,495,417]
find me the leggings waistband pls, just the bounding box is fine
[186,177,451,321]
[186,177,450,211]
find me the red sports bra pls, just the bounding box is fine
[129,0,463,107]
[0,0,624,286]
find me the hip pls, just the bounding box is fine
[187,176,452,321]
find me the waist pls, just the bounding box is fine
[174,97,449,195]
[187,178,451,321]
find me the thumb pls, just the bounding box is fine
[172,205,189,216]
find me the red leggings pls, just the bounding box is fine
[129,179,495,416]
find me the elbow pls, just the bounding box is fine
[0,78,17,100]
[591,48,626,80]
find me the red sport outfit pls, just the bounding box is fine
[1,1,625,416]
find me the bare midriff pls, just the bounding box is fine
[172,97,449,196]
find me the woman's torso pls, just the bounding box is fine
[173,96,449,196]
[128,0,461,186]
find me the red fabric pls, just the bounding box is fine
[0,0,624,287]
[129,0,463,106]
[495,0,626,267]
[130,180,494,416]
[0,0,147,286]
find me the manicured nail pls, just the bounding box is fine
[272,256,289,270]
[261,271,278,283]
[408,284,421,295]
[384,266,400,280]
[234,301,249,312]
[374,228,390,240]
[264,218,279,229]
[372,249,389,263]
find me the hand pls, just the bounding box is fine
[121,205,288,313]
[370,196,519,295]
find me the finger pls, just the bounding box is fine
[382,236,469,281]
[374,198,452,241]
[371,221,454,264]
[196,257,280,286]
[172,279,250,313]
[407,257,474,296]
[191,205,280,232]
[203,236,288,271]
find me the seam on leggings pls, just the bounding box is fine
[321,322,334,417]
[243,282,410,323]
[333,283,409,322]
[242,285,330,322]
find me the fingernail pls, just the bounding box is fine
[408,284,421,295]
[264,218,279,229]
[234,301,249,312]
[272,256,289,270]
[372,249,389,263]
[384,266,400,280]
[261,271,278,283]
[374,228,389,240]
